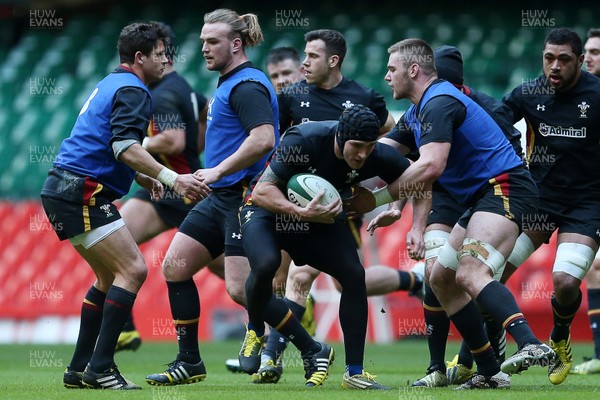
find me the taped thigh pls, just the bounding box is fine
[424,230,450,261]
[553,242,596,280]
[437,240,458,271]
[458,238,505,276]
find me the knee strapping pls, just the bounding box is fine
[437,241,458,271]
[424,230,450,260]
[458,238,505,276]
[506,233,535,269]
[554,242,596,280]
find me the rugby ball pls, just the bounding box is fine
[287,173,341,207]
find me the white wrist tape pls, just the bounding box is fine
[142,137,151,149]
[373,187,393,207]
[157,167,178,188]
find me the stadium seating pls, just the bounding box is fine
[0,201,591,344]
[1,2,595,198]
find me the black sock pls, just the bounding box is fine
[449,301,499,377]
[457,341,473,369]
[423,285,449,373]
[588,288,600,359]
[122,313,135,332]
[398,270,422,293]
[167,279,201,363]
[482,308,506,363]
[263,294,319,357]
[69,286,106,371]
[476,280,538,348]
[264,298,305,361]
[551,290,582,342]
[88,286,135,372]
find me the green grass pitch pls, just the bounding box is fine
[1,340,599,399]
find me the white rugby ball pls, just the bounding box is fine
[287,173,341,207]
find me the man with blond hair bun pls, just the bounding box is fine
[145,8,280,386]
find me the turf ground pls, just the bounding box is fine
[1,340,599,399]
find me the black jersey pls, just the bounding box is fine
[148,71,204,174]
[251,121,409,199]
[278,77,389,132]
[503,71,600,200]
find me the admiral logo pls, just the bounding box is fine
[538,123,586,138]
[578,101,590,118]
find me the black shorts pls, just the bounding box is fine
[347,215,363,248]
[532,193,600,245]
[457,166,539,232]
[131,188,194,228]
[240,204,361,273]
[178,184,247,258]
[428,187,467,227]
[40,168,121,240]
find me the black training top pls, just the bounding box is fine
[278,77,388,132]
[502,71,600,200]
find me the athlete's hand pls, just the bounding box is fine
[343,185,376,215]
[193,167,222,186]
[366,209,402,236]
[300,192,343,224]
[136,172,164,201]
[406,227,425,260]
[173,173,211,201]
